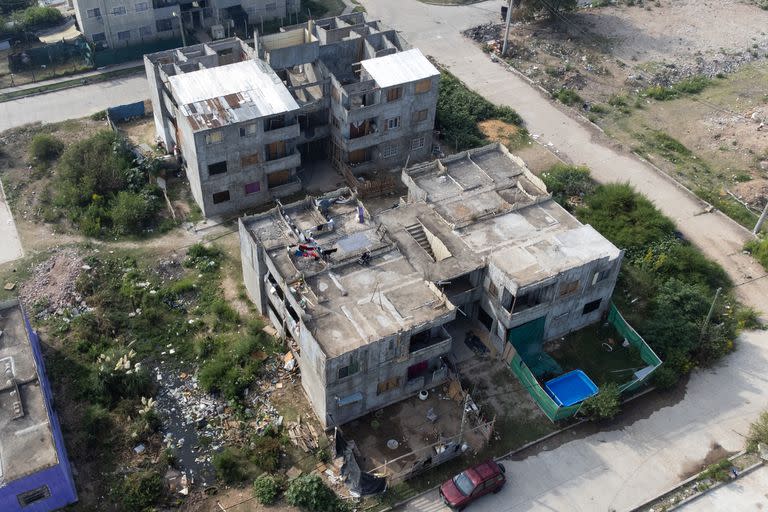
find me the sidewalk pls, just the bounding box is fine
[2,59,144,94]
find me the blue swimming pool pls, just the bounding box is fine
[544,370,599,407]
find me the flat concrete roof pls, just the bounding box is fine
[242,192,454,358]
[361,49,439,88]
[169,59,299,131]
[381,143,622,287]
[0,301,58,484]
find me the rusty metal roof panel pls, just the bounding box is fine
[169,59,299,132]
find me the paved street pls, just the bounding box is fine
[355,0,768,510]
[0,74,149,132]
[677,464,768,511]
[0,179,23,265]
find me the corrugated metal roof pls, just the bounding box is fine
[168,59,299,131]
[360,49,439,89]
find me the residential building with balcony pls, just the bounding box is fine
[73,0,297,49]
[146,13,440,217]
[145,39,303,216]
[239,143,624,428]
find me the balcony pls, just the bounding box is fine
[269,176,302,198]
[408,326,452,359]
[262,122,300,145]
[296,124,330,144]
[263,150,301,173]
[345,132,379,153]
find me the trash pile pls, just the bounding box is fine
[20,248,88,319]
[153,348,302,487]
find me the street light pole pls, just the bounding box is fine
[501,0,514,57]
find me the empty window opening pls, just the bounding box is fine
[582,299,602,315]
[208,161,228,175]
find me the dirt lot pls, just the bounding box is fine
[466,0,768,227]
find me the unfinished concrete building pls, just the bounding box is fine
[145,13,439,217]
[0,300,78,511]
[239,143,624,428]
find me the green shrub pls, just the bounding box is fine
[110,190,159,235]
[577,183,676,255]
[541,164,595,208]
[285,474,347,512]
[252,433,282,472]
[745,237,768,271]
[436,68,523,151]
[643,76,712,101]
[214,447,248,484]
[589,104,608,114]
[747,410,768,451]
[120,470,163,510]
[184,243,222,272]
[30,134,64,162]
[697,458,733,482]
[12,6,63,29]
[651,365,679,390]
[580,382,620,420]
[554,88,583,106]
[253,474,281,505]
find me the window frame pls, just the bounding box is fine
[205,130,223,145]
[111,5,127,15]
[385,116,401,131]
[212,190,230,204]
[208,161,228,176]
[382,144,399,159]
[414,78,432,94]
[412,108,428,124]
[117,30,131,41]
[410,136,425,151]
[86,7,101,17]
[386,87,403,102]
[135,1,148,11]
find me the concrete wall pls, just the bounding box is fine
[322,316,455,426]
[190,114,301,217]
[482,251,625,353]
[74,0,180,48]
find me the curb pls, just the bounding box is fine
[0,66,145,104]
[378,386,657,512]
[487,50,757,242]
[627,451,765,512]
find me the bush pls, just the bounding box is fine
[554,88,583,106]
[285,474,346,512]
[651,365,679,390]
[110,190,159,235]
[12,6,63,29]
[581,382,620,420]
[577,183,676,255]
[184,243,222,272]
[252,433,282,472]
[541,164,595,208]
[214,447,248,484]
[643,76,712,101]
[253,474,281,505]
[747,410,768,452]
[120,471,163,510]
[30,134,64,162]
[745,237,768,271]
[436,68,523,151]
[198,333,262,400]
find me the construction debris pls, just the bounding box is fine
[287,415,319,453]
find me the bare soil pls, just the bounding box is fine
[467,0,768,223]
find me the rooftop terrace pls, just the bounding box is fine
[242,191,454,358]
[0,300,58,485]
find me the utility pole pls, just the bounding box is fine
[700,287,722,341]
[754,201,768,235]
[501,0,514,57]
[459,393,470,444]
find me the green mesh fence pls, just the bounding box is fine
[509,302,662,422]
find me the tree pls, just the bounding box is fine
[12,6,62,29]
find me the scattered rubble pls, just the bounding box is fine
[20,248,87,319]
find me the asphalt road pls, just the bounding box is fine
[354,0,768,510]
[0,74,149,132]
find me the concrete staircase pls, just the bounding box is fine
[405,223,435,260]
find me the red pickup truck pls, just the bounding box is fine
[439,460,506,510]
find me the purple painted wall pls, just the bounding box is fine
[0,307,78,511]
